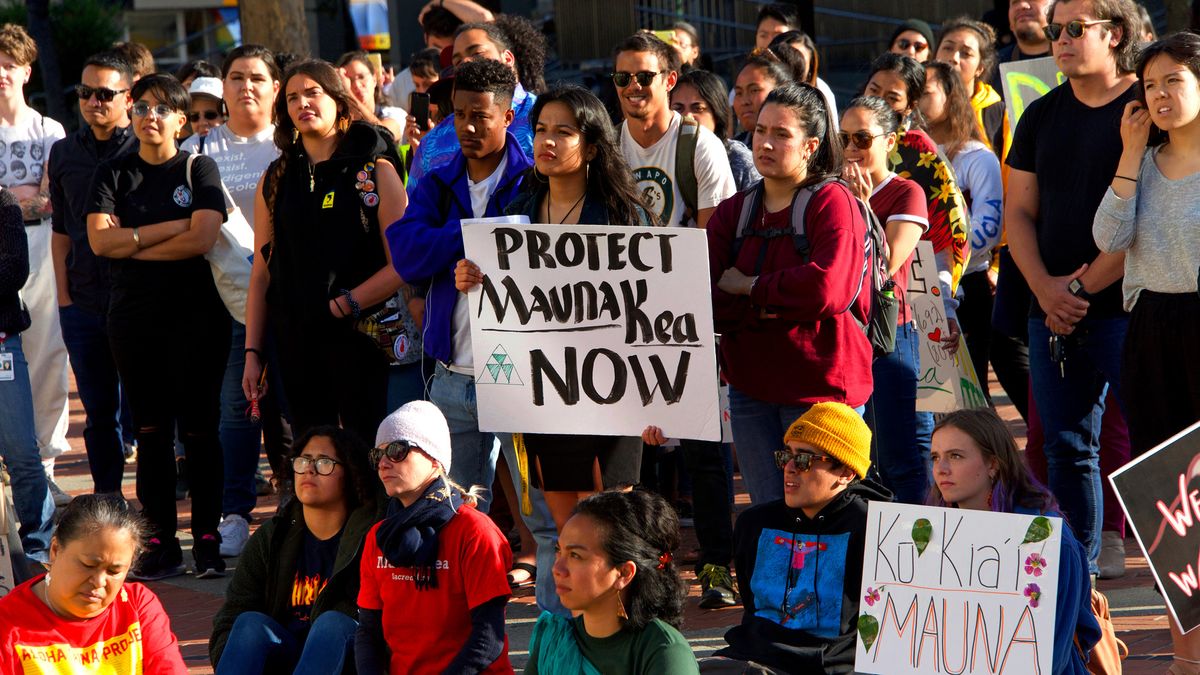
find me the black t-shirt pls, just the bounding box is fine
[88,151,226,321]
[1005,81,1134,319]
[285,527,342,636]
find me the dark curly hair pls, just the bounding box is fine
[284,425,377,511]
[422,5,463,40]
[493,14,548,94]
[453,57,517,104]
[572,489,686,630]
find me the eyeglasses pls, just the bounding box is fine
[75,85,127,102]
[131,102,177,119]
[369,440,420,469]
[774,449,837,472]
[895,38,928,52]
[1043,19,1113,41]
[292,455,342,476]
[612,70,666,88]
[838,130,886,150]
[189,110,221,122]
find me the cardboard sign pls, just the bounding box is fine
[1110,420,1200,633]
[855,503,1063,674]
[908,242,956,412]
[999,57,1065,129]
[463,219,722,441]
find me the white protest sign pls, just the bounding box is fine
[855,503,1062,675]
[908,241,957,412]
[999,57,1065,129]
[463,220,721,441]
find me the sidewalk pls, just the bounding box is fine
[45,372,1171,673]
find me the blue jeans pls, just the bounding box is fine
[0,333,54,562]
[386,361,430,413]
[220,321,262,518]
[215,610,356,675]
[497,435,566,616]
[58,303,131,493]
[866,324,934,505]
[728,387,813,504]
[1028,316,1128,574]
[429,365,500,510]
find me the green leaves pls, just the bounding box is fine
[913,518,933,556]
[1022,516,1053,545]
[858,614,880,652]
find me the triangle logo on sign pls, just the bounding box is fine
[477,345,523,385]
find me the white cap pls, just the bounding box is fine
[188,76,223,101]
[375,401,453,473]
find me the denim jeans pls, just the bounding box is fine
[0,333,54,562]
[386,360,430,414]
[58,303,131,493]
[497,433,566,616]
[1028,316,1128,573]
[220,321,262,518]
[429,365,501,509]
[728,387,814,504]
[215,610,356,675]
[866,324,934,505]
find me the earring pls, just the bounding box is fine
[292,127,299,143]
[337,116,350,133]
[615,588,628,621]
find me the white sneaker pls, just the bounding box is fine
[218,514,250,558]
[47,479,72,507]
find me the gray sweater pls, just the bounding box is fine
[1093,145,1200,311]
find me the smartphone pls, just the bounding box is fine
[367,53,383,75]
[652,29,675,45]
[410,92,430,130]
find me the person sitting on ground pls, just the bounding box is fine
[0,494,188,673]
[703,403,891,675]
[527,489,700,675]
[209,426,382,674]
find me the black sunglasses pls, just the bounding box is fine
[1043,19,1113,41]
[774,449,837,472]
[838,130,886,150]
[895,38,928,52]
[369,440,420,469]
[292,455,342,476]
[612,70,665,88]
[189,110,221,122]
[75,85,127,103]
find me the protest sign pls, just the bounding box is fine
[1110,420,1200,633]
[855,502,1063,674]
[909,242,957,412]
[999,57,1065,128]
[462,219,721,441]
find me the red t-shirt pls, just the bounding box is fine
[357,504,513,674]
[0,577,187,674]
[869,173,928,326]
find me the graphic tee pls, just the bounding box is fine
[870,173,928,325]
[0,578,188,674]
[357,504,513,674]
[620,112,736,227]
[751,528,850,637]
[0,110,66,189]
[285,528,342,635]
[181,122,279,223]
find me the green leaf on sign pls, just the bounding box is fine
[858,614,880,652]
[1022,516,1053,545]
[913,518,933,556]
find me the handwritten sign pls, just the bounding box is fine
[855,502,1062,674]
[909,242,956,412]
[999,57,1065,129]
[1110,420,1200,633]
[463,220,721,441]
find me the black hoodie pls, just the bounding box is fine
[717,479,892,674]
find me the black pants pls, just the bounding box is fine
[109,294,230,540]
[990,248,1034,421]
[679,439,734,571]
[957,270,994,405]
[1122,291,1200,456]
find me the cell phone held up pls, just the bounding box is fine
[410,92,430,130]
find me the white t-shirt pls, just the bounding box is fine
[449,151,508,370]
[620,112,736,227]
[0,110,65,189]
[181,123,279,225]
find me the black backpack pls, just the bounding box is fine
[731,177,898,357]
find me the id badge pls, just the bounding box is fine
[0,352,13,382]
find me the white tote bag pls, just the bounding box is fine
[0,468,24,598]
[187,154,254,324]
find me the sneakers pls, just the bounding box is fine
[696,563,738,609]
[129,537,184,581]
[1098,530,1126,579]
[46,479,72,507]
[254,470,273,496]
[123,441,138,465]
[193,534,226,578]
[217,514,250,558]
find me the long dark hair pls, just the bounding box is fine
[673,69,733,141]
[862,52,927,128]
[1136,31,1200,146]
[761,83,845,181]
[769,30,819,85]
[285,425,377,511]
[937,16,998,86]
[573,489,686,630]
[529,85,657,226]
[924,60,985,159]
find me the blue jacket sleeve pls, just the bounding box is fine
[385,174,465,285]
[1053,524,1101,674]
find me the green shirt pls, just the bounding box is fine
[572,615,699,675]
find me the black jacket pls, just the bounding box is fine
[719,479,892,674]
[0,189,29,333]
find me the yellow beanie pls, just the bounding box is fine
[783,402,873,479]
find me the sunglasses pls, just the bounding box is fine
[895,38,928,52]
[369,440,420,469]
[75,85,127,103]
[189,110,221,122]
[838,130,886,150]
[292,455,341,476]
[1043,19,1113,41]
[612,70,666,88]
[774,449,837,472]
[132,102,177,119]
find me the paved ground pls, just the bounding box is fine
[45,372,1172,673]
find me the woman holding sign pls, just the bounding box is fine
[928,408,1100,673]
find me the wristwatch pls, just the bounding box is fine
[1068,278,1090,299]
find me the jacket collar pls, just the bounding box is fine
[439,129,532,217]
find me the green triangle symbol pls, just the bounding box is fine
[486,364,500,380]
[501,363,513,380]
[494,354,507,365]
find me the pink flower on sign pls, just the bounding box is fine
[864,587,881,607]
[1024,583,1042,608]
[1025,553,1048,577]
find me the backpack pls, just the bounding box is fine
[674,114,700,225]
[1077,588,1128,675]
[731,177,898,357]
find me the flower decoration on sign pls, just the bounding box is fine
[1024,552,1048,577]
[1024,583,1042,608]
[864,587,881,607]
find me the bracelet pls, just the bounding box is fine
[1114,174,1138,183]
[340,289,361,319]
[244,347,264,359]
[132,227,143,249]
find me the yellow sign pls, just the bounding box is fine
[322,191,335,209]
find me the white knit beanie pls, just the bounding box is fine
[374,401,453,474]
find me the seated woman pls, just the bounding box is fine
[928,408,1101,674]
[527,489,699,675]
[355,401,514,674]
[705,403,890,675]
[209,425,381,674]
[0,495,187,673]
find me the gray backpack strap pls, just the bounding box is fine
[675,114,700,223]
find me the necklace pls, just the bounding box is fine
[546,188,586,224]
[306,160,315,192]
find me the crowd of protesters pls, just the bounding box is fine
[1,0,1199,672]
